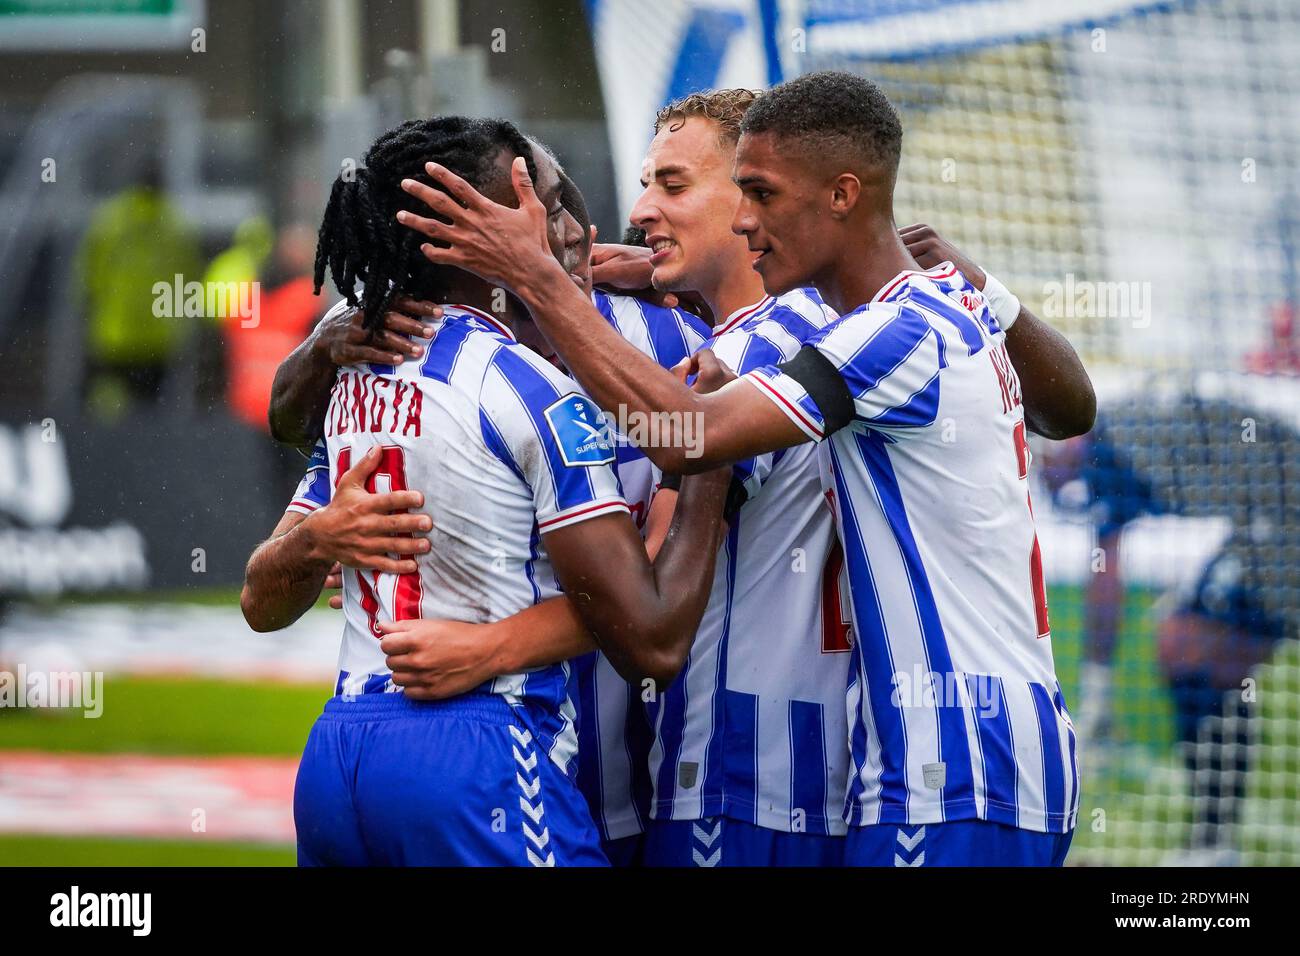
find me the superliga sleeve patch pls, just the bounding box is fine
[543,393,616,467]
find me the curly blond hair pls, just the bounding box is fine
[654,88,762,147]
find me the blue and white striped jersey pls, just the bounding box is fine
[647,287,852,835]
[570,289,709,842]
[289,302,629,776]
[287,442,330,517]
[288,294,706,835]
[745,265,1079,834]
[592,289,711,528]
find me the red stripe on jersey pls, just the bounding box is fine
[538,500,630,530]
[712,296,774,338]
[747,372,825,438]
[874,265,959,304]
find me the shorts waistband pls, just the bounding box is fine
[320,690,519,726]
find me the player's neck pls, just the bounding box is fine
[706,261,769,329]
[821,225,917,315]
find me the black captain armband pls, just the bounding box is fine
[656,473,750,524]
[775,346,855,436]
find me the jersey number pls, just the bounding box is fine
[1013,421,1050,638]
[821,490,853,653]
[335,445,424,639]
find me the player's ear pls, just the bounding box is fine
[829,172,861,220]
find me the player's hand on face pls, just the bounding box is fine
[316,296,440,367]
[397,158,554,293]
[323,563,343,610]
[675,348,737,394]
[378,618,500,700]
[301,447,432,573]
[899,223,987,290]
[590,243,680,308]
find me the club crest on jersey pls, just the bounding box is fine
[951,288,985,315]
[544,393,615,467]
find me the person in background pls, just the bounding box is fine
[225,223,323,433]
[200,215,275,410]
[1043,409,1296,863]
[1066,424,1164,748]
[76,161,200,419]
[1157,533,1291,862]
[1243,305,1300,376]
[225,222,327,491]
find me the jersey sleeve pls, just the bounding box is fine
[742,303,944,442]
[285,440,332,515]
[479,345,630,534]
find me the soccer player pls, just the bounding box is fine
[598,94,1093,866]
[398,91,1092,867]
[397,71,1093,865]
[612,90,848,866]
[260,168,713,867]
[380,95,846,867]
[547,175,717,865]
[242,116,731,866]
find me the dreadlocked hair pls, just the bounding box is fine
[313,115,538,333]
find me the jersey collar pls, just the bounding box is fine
[712,295,775,338]
[447,303,517,342]
[872,262,960,304]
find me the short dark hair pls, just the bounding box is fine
[314,116,538,333]
[740,70,902,173]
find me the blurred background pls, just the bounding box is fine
[0,0,1296,866]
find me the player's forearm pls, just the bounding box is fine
[240,519,333,632]
[642,487,677,560]
[607,471,730,686]
[268,331,337,448]
[488,597,599,671]
[515,261,711,472]
[1004,306,1097,440]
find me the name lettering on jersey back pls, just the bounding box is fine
[326,370,423,439]
[988,342,1022,414]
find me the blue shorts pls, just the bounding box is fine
[601,832,645,868]
[294,692,608,866]
[844,820,1073,867]
[643,817,845,867]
